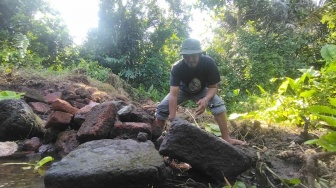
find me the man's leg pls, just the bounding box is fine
[155,90,189,130]
[155,118,166,129]
[214,112,246,145]
[203,93,246,145]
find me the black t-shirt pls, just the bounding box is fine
[170,55,220,94]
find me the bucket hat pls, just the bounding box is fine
[179,38,205,55]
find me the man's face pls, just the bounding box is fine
[183,54,200,69]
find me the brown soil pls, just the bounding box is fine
[0,68,335,188]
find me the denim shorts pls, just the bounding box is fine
[155,88,226,120]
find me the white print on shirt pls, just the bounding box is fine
[188,78,201,93]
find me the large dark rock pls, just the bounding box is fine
[44,139,167,188]
[0,99,45,141]
[159,118,251,182]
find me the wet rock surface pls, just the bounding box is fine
[44,139,166,188]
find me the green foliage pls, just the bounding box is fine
[320,1,336,43]
[135,84,163,102]
[321,44,336,62]
[230,44,336,127]
[0,90,25,100]
[76,59,111,82]
[80,0,189,93]
[212,20,316,95]
[205,123,221,137]
[230,44,336,151]
[201,0,326,114]
[305,131,336,152]
[0,31,30,66]
[0,0,76,68]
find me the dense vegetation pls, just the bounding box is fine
[1,0,336,158]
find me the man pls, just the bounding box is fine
[155,38,245,145]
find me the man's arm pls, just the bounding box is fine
[196,84,218,115]
[168,86,179,120]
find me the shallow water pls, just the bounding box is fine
[0,154,49,188]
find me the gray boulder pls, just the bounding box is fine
[159,118,251,181]
[0,99,45,141]
[44,139,167,188]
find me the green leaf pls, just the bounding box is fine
[324,64,336,74]
[233,181,247,188]
[285,178,301,185]
[233,89,240,96]
[287,77,302,93]
[321,44,336,62]
[0,90,25,100]
[205,126,212,132]
[316,114,336,127]
[256,85,267,94]
[317,131,336,151]
[309,105,336,116]
[328,97,336,107]
[213,132,221,137]
[278,79,289,94]
[209,124,220,132]
[34,156,54,170]
[299,90,316,98]
[304,139,318,145]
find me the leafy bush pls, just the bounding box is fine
[77,59,111,82]
[135,84,163,102]
[304,45,336,151]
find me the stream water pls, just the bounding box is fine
[0,154,49,188]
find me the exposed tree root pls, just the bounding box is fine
[304,151,336,188]
[277,149,336,188]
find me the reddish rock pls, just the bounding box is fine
[45,111,73,131]
[75,87,91,99]
[51,99,79,115]
[28,102,51,114]
[72,102,100,130]
[78,102,99,114]
[61,90,81,101]
[45,92,62,104]
[111,121,152,139]
[72,101,86,109]
[76,101,117,143]
[55,130,80,158]
[22,137,42,152]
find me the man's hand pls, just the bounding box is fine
[168,116,176,122]
[196,97,208,115]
